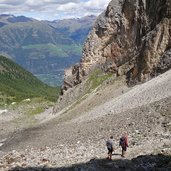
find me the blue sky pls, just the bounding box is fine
[0,0,111,20]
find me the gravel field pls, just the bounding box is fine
[0,70,171,171]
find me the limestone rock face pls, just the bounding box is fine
[62,0,171,93]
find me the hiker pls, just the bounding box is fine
[119,134,128,157]
[106,136,114,160]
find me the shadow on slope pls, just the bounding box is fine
[9,154,171,171]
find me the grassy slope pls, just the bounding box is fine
[22,43,82,58]
[0,20,82,60]
[56,69,113,121]
[0,21,80,55]
[0,56,60,105]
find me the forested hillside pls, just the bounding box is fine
[0,56,59,105]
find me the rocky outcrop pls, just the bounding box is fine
[54,0,171,113]
[152,49,171,75]
[62,0,171,91]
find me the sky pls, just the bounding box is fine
[0,0,111,21]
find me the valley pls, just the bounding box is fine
[0,0,171,170]
[35,72,64,87]
[0,15,96,86]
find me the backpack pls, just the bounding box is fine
[106,140,113,149]
[119,137,126,147]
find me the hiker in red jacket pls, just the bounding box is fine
[119,134,128,157]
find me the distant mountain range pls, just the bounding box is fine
[47,15,96,44]
[0,14,96,86]
[0,55,59,106]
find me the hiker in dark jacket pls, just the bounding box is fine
[106,136,114,160]
[119,134,128,157]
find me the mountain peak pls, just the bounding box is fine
[0,14,34,24]
[7,15,33,23]
[0,14,14,18]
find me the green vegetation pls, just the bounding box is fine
[0,56,60,106]
[8,97,54,112]
[22,43,82,58]
[9,97,54,127]
[87,69,113,91]
[57,69,113,122]
[67,69,113,110]
[73,70,112,106]
[35,73,63,87]
[27,106,45,116]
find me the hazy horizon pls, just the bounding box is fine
[0,0,111,21]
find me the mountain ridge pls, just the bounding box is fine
[0,14,96,86]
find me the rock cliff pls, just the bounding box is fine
[54,0,171,112]
[62,0,171,90]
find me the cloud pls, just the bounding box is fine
[0,0,25,5]
[42,0,79,4]
[84,0,110,9]
[57,2,79,11]
[0,0,112,20]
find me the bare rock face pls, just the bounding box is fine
[55,0,171,112]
